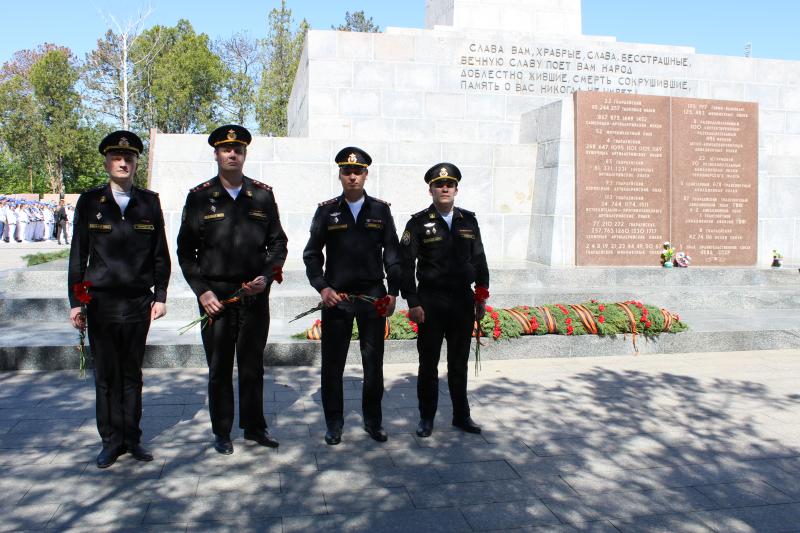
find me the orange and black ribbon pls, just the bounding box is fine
[537,306,557,334]
[570,304,598,335]
[615,302,639,355]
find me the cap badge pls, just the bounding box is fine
[227,129,237,140]
[119,137,130,147]
[439,167,449,178]
[347,153,357,163]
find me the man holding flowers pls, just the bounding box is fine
[303,147,401,445]
[399,163,489,438]
[177,125,288,455]
[68,130,171,468]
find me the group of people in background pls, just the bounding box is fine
[0,196,73,244]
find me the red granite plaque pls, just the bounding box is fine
[670,98,758,266]
[574,92,758,266]
[575,92,671,266]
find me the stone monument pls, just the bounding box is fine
[148,0,800,266]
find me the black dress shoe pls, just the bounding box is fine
[96,446,124,468]
[128,443,154,462]
[364,425,388,442]
[324,428,342,445]
[452,417,482,434]
[213,435,234,455]
[243,429,279,448]
[416,419,433,438]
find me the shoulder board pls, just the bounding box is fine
[134,185,158,196]
[371,196,391,207]
[410,209,428,218]
[458,208,476,217]
[250,180,272,191]
[318,197,338,207]
[86,185,106,194]
[190,180,213,193]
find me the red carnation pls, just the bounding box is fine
[493,327,501,339]
[411,323,418,333]
[271,266,284,284]
[598,315,605,323]
[565,317,572,325]
[485,305,494,313]
[566,325,574,335]
[72,281,93,305]
[474,286,490,303]
[675,314,681,322]
[529,317,540,330]
[598,304,605,312]
[490,311,499,320]
[640,316,647,323]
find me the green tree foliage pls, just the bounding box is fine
[215,32,259,126]
[0,45,92,194]
[257,1,309,136]
[333,10,380,32]
[131,20,225,133]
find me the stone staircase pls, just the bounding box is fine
[1,260,799,369]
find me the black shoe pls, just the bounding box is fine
[128,443,153,462]
[324,427,342,445]
[213,435,233,455]
[96,445,124,468]
[452,417,482,434]
[364,425,388,442]
[243,429,279,448]
[416,419,433,438]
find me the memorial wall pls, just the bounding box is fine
[149,0,800,266]
[575,92,757,266]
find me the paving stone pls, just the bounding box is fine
[195,473,280,497]
[460,497,561,530]
[694,503,800,532]
[694,480,795,507]
[433,459,519,483]
[48,499,150,529]
[186,517,282,532]
[323,485,415,513]
[0,503,58,531]
[281,508,472,532]
[610,512,716,532]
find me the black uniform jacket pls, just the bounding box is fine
[303,192,402,296]
[400,204,490,309]
[68,183,171,308]
[177,176,288,297]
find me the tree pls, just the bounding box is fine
[130,20,225,133]
[83,7,162,129]
[333,10,380,32]
[215,32,259,126]
[0,45,83,195]
[257,0,309,136]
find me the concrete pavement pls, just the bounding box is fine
[1,350,799,531]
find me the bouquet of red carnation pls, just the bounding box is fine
[290,292,389,323]
[179,266,284,335]
[72,281,92,377]
[472,286,490,375]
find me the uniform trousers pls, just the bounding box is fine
[200,283,269,437]
[320,300,385,430]
[416,286,474,423]
[56,221,69,244]
[87,292,153,449]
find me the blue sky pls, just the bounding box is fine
[1,0,798,64]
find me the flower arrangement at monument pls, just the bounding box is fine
[660,242,676,267]
[293,298,688,352]
[772,249,783,268]
[673,251,692,268]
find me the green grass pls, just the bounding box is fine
[22,249,70,266]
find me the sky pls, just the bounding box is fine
[1,0,799,64]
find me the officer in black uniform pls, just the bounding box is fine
[177,125,288,455]
[400,162,489,438]
[303,147,401,445]
[68,130,171,468]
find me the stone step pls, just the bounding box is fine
[3,284,800,321]
[2,265,799,294]
[2,309,799,370]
